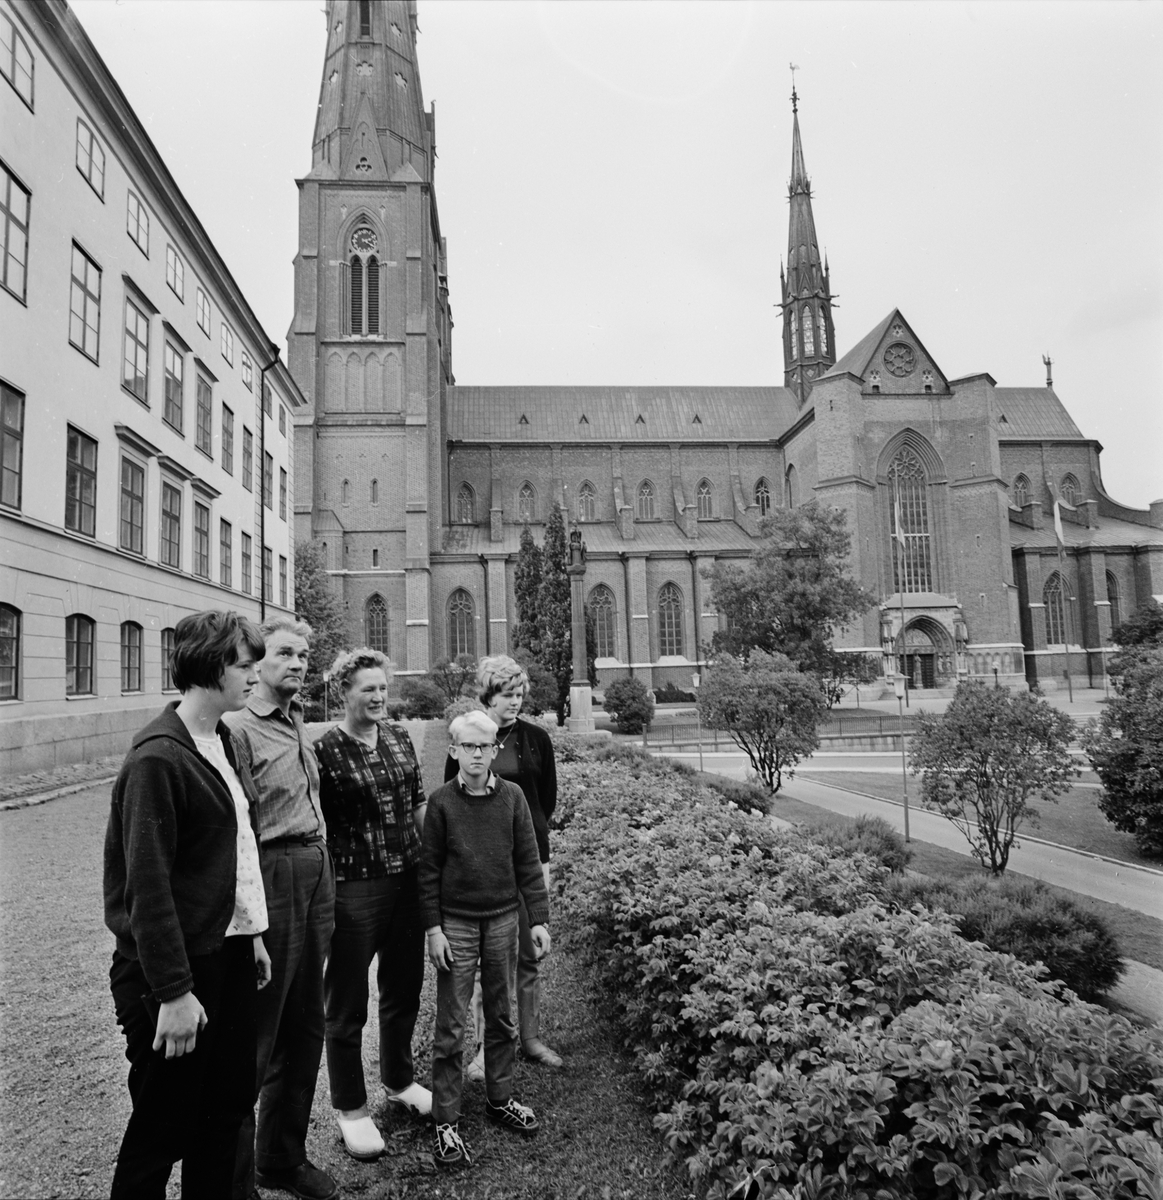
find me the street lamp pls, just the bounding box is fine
[894,673,911,843]
[992,656,1000,689]
[691,672,704,774]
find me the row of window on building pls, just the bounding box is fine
[0,607,192,701]
[1012,473,1082,509]
[788,303,829,360]
[1,383,286,595]
[1041,570,1122,647]
[440,580,688,663]
[448,473,796,525]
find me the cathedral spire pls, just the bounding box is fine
[780,80,835,404]
[309,1,433,184]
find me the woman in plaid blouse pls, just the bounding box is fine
[315,648,432,1162]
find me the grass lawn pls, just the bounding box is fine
[766,790,1163,974]
[796,769,1159,869]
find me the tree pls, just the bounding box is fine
[698,651,827,793]
[704,501,876,702]
[1111,597,1163,655]
[602,676,655,734]
[537,504,574,723]
[910,681,1078,874]
[427,654,477,704]
[512,523,544,655]
[1083,648,1163,858]
[292,538,353,720]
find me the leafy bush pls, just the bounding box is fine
[443,696,484,724]
[603,676,655,733]
[698,773,771,816]
[1084,647,1163,858]
[398,677,446,719]
[552,743,1163,1198]
[889,874,1124,1001]
[654,681,696,703]
[802,813,913,874]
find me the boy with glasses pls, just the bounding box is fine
[419,710,551,1169]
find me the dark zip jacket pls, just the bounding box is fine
[444,715,557,863]
[103,703,260,1002]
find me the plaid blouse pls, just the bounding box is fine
[315,722,425,882]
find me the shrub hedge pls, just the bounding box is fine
[554,750,1163,1199]
[888,874,1125,1002]
[802,814,913,875]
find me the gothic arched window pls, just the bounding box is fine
[1012,474,1030,508]
[802,305,815,356]
[366,594,389,654]
[889,446,934,593]
[456,483,475,523]
[1060,474,1080,506]
[1106,571,1121,635]
[447,589,475,658]
[577,480,597,523]
[658,583,684,657]
[817,306,827,355]
[346,224,381,335]
[696,479,713,520]
[370,478,378,505]
[589,584,616,659]
[755,477,771,516]
[785,465,798,509]
[636,480,656,521]
[341,478,350,505]
[1043,572,1067,646]
[518,482,536,523]
[789,308,799,360]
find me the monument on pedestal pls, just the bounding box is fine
[565,525,595,733]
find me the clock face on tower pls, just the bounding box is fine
[350,227,378,255]
[884,342,917,377]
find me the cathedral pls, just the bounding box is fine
[291,0,1163,695]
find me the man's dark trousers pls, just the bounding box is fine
[233,840,335,1197]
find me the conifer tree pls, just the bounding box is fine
[292,538,353,720]
[512,522,544,654]
[538,503,574,722]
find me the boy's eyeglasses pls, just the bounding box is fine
[455,742,496,755]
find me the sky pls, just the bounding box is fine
[72,0,1162,509]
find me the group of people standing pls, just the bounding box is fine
[103,610,559,1198]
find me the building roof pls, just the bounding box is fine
[438,519,758,557]
[995,388,1086,440]
[820,311,897,380]
[1008,513,1163,552]
[446,386,799,443]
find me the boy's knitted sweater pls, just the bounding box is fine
[419,774,550,932]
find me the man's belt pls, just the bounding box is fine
[262,832,325,850]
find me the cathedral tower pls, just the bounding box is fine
[290,0,452,673]
[780,87,835,404]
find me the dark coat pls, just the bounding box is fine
[103,703,259,1002]
[444,715,557,863]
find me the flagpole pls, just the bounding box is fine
[1053,497,1074,703]
[894,478,908,706]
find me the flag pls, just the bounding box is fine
[893,483,906,549]
[1053,497,1065,550]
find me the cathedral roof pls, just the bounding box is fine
[820,311,897,380]
[439,519,759,557]
[995,388,1086,440]
[446,386,800,443]
[1008,512,1163,551]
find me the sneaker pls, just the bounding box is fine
[465,1044,485,1082]
[486,1097,540,1137]
[433,1121,472,1169]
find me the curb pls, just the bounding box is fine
[0,775,119,812]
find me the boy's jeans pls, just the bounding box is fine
[432,910,519,1124]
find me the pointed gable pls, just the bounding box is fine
[341,95,391,181]
[822,309,948,395]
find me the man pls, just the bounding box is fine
[226,616,337,1200]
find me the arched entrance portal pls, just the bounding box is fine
[897,618,955,689]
